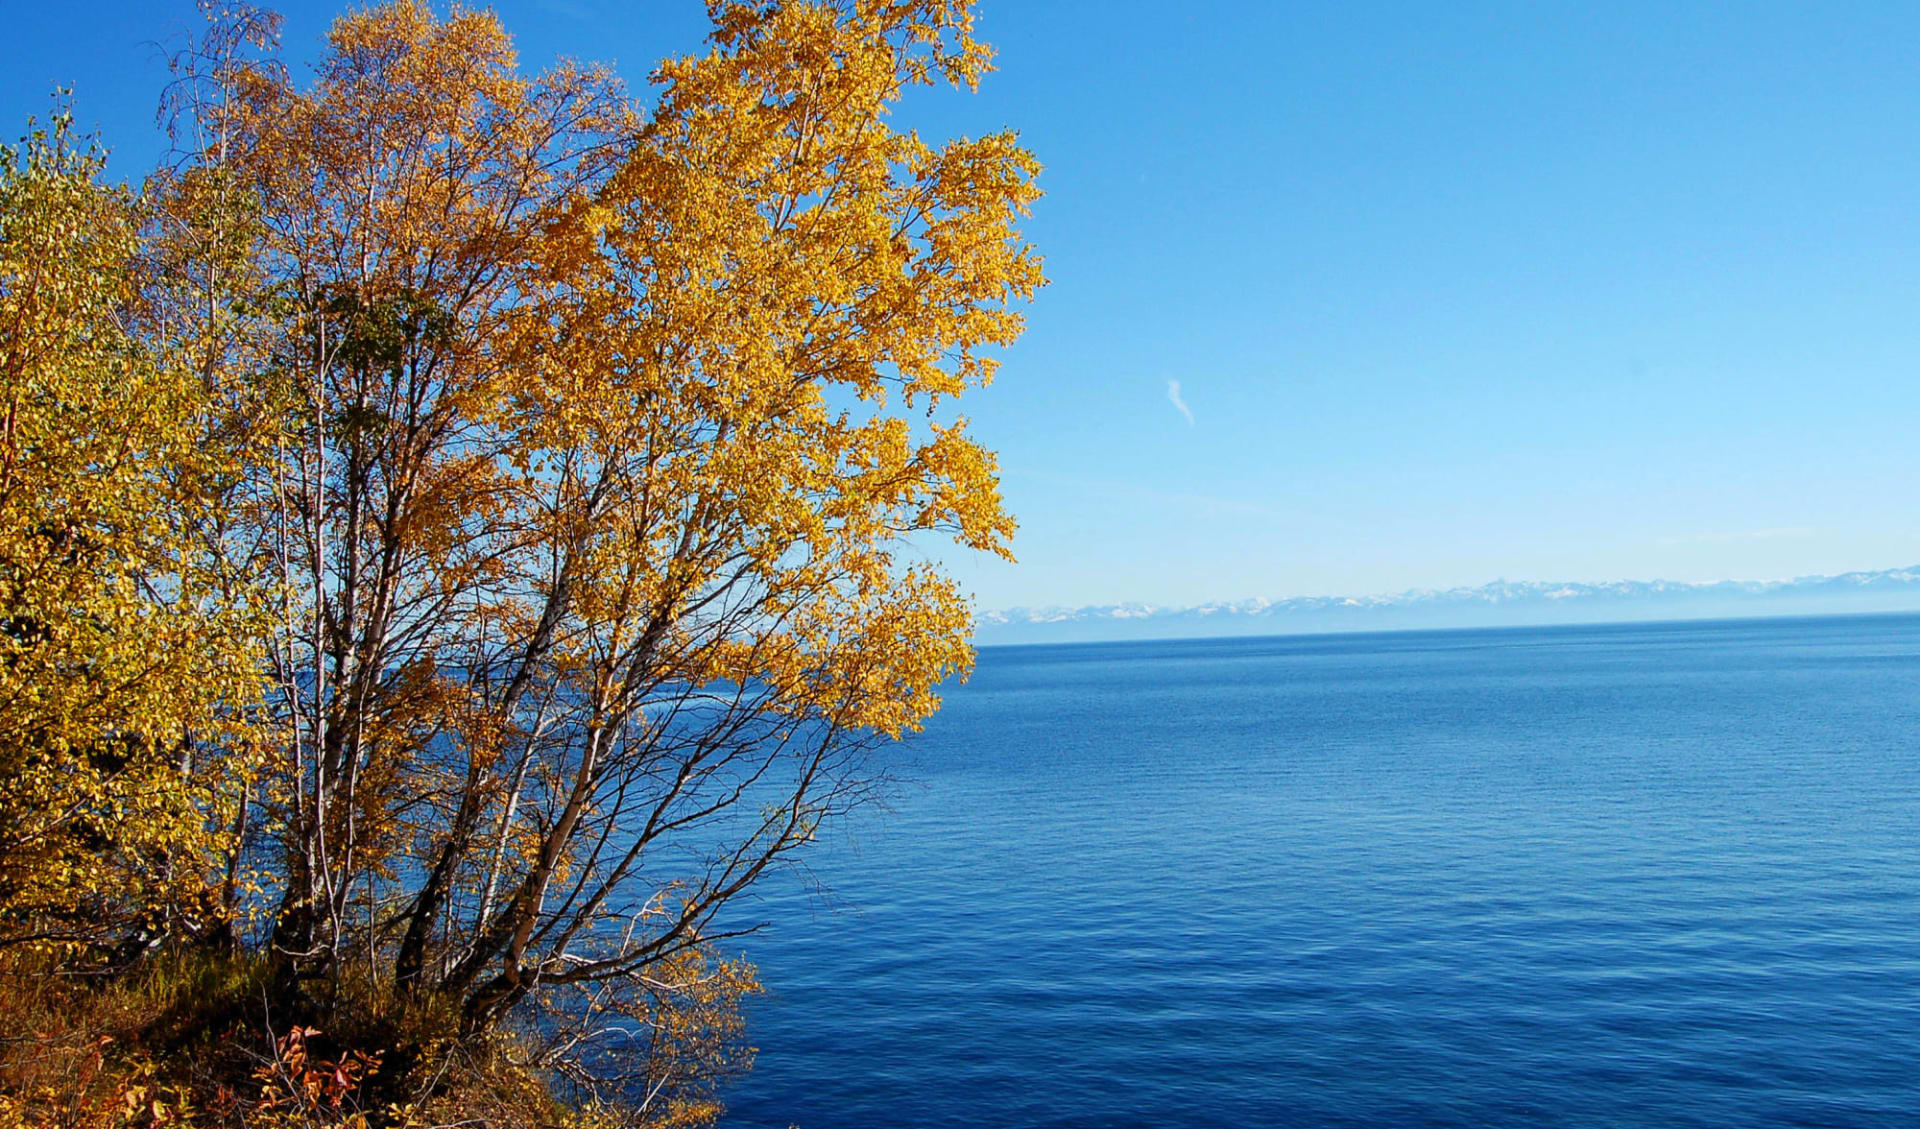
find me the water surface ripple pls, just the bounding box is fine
[720,615,1920,1127]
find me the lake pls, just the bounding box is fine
[719,614,1920,1127]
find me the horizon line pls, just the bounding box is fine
[981,562,1920,619]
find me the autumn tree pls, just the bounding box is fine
[152,0,1040,1105]
[0,110,262,958]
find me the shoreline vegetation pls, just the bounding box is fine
[0,1,1038,1125]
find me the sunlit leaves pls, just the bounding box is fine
[3,0,1038,1117]
[0,110,264,955]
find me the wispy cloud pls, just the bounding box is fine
[1166,379,1194,427]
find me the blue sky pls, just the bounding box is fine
[10,1,1920,610]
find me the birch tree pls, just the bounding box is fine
[170,0,1039,1095]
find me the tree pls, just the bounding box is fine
[163,0,1039,1093]
[0,110,261,957]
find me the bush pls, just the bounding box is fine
[0,947,746,1127]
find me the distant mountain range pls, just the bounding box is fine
[974,566,1920,646]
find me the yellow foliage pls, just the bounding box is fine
[4,0,1037,1120]
[0,111,263,957]
[185,0,1038,1017]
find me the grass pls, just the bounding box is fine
[0,949,610,1129]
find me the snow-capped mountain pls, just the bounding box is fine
[974,567,1920,646]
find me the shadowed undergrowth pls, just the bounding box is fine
[0,949,747,1128]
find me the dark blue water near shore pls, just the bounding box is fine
[719,614,1920,1127]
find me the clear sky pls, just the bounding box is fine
[9,1,1920,611]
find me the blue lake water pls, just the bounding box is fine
[718,614,1920,1127]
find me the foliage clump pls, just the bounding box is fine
[0,0,1038,1124]
[0,110,261,961]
